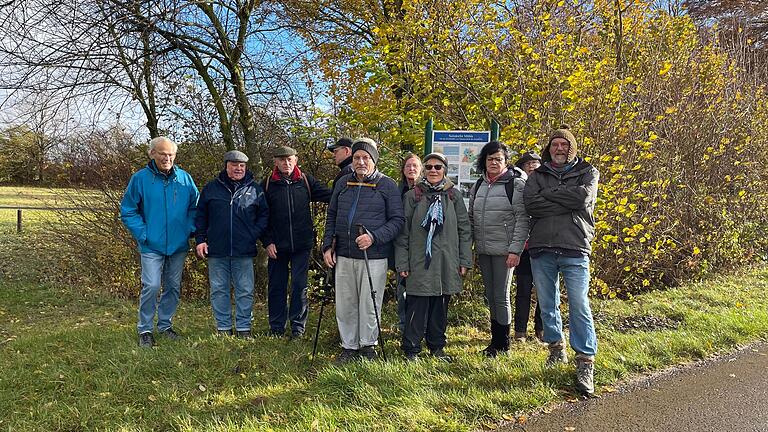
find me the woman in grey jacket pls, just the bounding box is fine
[395,153,472,361]
[469,141,530,357]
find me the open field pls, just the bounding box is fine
[0,186,106,233]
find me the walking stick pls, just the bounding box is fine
[311,267,333,364]
[358,224,387,361]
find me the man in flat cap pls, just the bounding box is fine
[194,150,269,338]
[322,138,405,363]
[327,137,354,190]
[121,136,199,348]
[262,146,332,338]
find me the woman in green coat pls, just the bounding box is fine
[395,153,473,361]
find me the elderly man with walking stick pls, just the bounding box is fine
[322,138,404,364]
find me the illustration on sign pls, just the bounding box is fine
[432,130,490,204]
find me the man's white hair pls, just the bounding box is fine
[147,136,178,156]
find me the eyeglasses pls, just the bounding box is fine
[424,164,443,171]
[486,156,505,163]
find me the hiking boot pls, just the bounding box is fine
[431,348,453,363]
[513,331,527,343]
[236,330,252,339]
[268,329,285,338]
[359,345,378,360]
[159,328,180,340]
[290,331,304,341]
[217,329,233,337]
[545,344,568,367]
[138,332,155,348]
[404,352,419,362]
[575,356,595,395]
[335,348,359,365]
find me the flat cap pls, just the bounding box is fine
[224,150,249,163]
[272,146,297,157]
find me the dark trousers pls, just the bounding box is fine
[401,294,450,355]
[513,272,543,334]
[267,249,310,335]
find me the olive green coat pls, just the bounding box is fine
[394,180,473,296]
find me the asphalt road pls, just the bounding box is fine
[505,343,768,432]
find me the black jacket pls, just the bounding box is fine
[194,170,269,257]
[262,167,332,253]
[523,158,599,255]
[322,170,405,260]
[332,156,354,191]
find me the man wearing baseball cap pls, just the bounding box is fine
[194,150,269,339]
[322,138,405,363]
[327,137,354,190]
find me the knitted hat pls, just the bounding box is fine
[543,125,578,163]
[423,152,448,166]
[326,137,353,152]
[351,138,379,165]
[514,151,541,168]
[224,150,249,163]
[272,146,297,157]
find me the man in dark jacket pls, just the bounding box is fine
[523,125,599,396]
[328,137,353,190]
[195,150,269,338]
[322,138,405,363]
[262,146,332,338]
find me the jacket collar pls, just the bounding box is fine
[147,160,176,179]
[270,165,303,182]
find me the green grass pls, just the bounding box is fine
[2,263,768,431]
[1,186,767,430]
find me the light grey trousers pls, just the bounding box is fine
[478,254,513,325]
[334,255,388,350]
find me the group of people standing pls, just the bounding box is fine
[119,125,599,396]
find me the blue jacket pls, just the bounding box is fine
[120,161,199,255]
[195,170,269,257]
[322,170,405,260]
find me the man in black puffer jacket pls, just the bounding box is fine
[322,138,405,363]
[262,146,332,338]
[195,150,269,338]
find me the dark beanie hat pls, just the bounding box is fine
[543,124,578,163]
[351,138,379,165]
[514,151,541,168]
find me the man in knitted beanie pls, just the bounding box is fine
[322,137,404,363]
[523,125,600,396]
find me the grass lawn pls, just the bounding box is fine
[1,186,767,431]
[2,256,768,430]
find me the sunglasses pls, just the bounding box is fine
[424,164,444,171]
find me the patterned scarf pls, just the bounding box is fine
[419,178,446,269]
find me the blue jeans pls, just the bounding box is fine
[208,257,255,331]
[267,249,310,335]
[138,251,188,334]
[530,252,597,356]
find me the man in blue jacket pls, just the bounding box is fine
[262,146,332,338]
[120,136,199,348]
[194,150,269,339]
[322,138,405,363]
